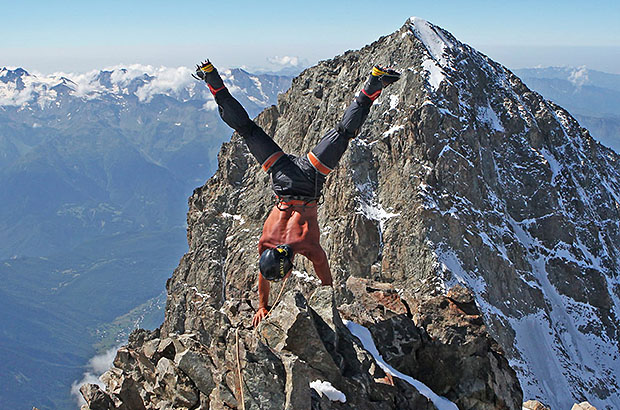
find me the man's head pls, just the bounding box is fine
[259,244,293,281]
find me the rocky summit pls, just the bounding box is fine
[81,17,620,410]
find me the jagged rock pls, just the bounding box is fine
[79,384,114,410]
[241,341,288,409]
[341,277,522,410]
[174,349,215,396]
[410,285,522,410]
[155,357,200,408]
[259,290,342,380]
[282,355,312,410]
[523,399,551,410]
[572,402,597,410]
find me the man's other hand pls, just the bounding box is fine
[252,307,269,327]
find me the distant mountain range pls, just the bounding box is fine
[514,66,620,153]
[0,65,292,257]
[0,65,292,409]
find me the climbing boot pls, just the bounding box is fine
[193,60,226,94]
[361,65,401,101]
[374,65,401,86]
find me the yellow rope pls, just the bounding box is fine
[235,328,246,410]
[265,274,290,319]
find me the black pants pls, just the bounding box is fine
[214,88,372,199]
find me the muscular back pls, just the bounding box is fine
[258,205,321,257]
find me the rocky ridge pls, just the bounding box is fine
[82,17,620,409]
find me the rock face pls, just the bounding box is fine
[82,16,620,410]
[340,278,522,409]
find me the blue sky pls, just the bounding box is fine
[2,0,620,73]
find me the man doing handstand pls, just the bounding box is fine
[193,60,400,326]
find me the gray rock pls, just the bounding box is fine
[79,384,114,410]
[175,349,215,396]
[523,400,551,410]
[259,291,342,380]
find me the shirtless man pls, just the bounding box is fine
[193,60,400,326]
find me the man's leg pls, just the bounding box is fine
[306,66,400,177]
[198,61,284,172]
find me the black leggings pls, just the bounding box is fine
[214,88,372,198]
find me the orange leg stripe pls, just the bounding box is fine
[262,151,284,172]
[362,89,382,101]
[307,152,332,175]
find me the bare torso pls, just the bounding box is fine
[255,204,332,316]
[258,205,321,258]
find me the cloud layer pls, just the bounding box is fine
[0,64,206,106]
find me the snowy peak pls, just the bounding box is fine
[408,17,455,66]
[0,67,30,82]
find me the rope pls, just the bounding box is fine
[235,328,246,410]
[265,274,290,319]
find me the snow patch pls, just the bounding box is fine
[422,59,445,91]
[408,17,454,91]
[309,380,346,402]
[383,124,404,137]
[355,181,399,233]
[539,148,561,184]
[389,94,399,110]
[292,270,319,284]
[477,102,505,132]
[408,17,453,65]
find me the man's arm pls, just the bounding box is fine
[305,245,333,286]
[257,273,271,309]
[253,241,271,327]
[252,273,271,327]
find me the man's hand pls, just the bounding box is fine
[252,307,269,327]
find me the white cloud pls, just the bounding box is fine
[568,65,590,87]
[70,345,120,406]
[267,55,300,67]
[204,100,218,111]
[133,65,194,102]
